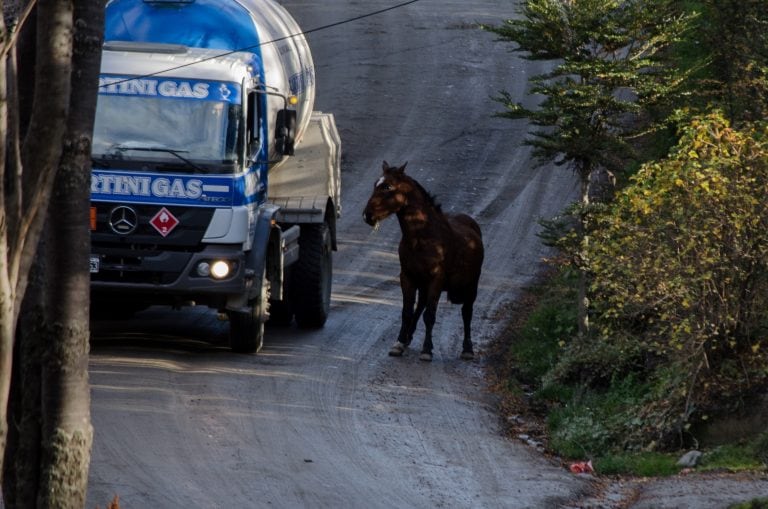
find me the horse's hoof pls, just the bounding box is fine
[460,351,475,360]
[419,352,433,362]
[389,342,406,356]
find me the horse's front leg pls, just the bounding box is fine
[419,281,443,362]
[409,290,426,338]
[389,273,417,356]
[460,301,475,360]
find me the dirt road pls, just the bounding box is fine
[87,1,588,506]
[86,0,586,507]
[84,1,768,508]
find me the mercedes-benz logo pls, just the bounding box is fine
[108,205,138,235]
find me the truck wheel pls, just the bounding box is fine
[292,222,332,328]
[229,270,270,353]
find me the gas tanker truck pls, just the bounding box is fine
[89,0,341,352]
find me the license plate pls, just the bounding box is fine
[89,256,100,274]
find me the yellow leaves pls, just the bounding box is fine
[587,114,768,372]
[629,195,653,215]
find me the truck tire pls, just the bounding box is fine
[229,270,270,353]
[292,222,332,328]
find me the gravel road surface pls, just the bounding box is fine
[85,1,767,508]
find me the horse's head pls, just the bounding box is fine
[363,161,410,227]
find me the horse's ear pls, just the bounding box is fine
[396,162,408,174]
[382,160,390,171]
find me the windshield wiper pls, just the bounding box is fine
[110,145,207,173]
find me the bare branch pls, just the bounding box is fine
[0,0,37,59]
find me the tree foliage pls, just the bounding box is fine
[583,113,768,445]
[492,1,768,454]
[485,0,691,336]
[688,0,768,123]
[485,0,690,186]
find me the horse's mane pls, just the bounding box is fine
[406,174,442,213]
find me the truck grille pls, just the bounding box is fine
[91,203,214,249]
[91,204,214,284]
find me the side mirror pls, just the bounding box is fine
[274,109,297,156]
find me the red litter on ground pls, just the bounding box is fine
[150,207,179,237]
[569,460,594,474]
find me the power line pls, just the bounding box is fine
[100,0,423,86]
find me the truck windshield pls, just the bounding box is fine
[92,94,242,173]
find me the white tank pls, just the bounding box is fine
[238,0,316,149]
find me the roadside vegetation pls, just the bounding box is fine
[729,498,768,509]
[486,0,768,476]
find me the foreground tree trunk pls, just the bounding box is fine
[36,0,104,504]
[1,5,40,502]
[0,0,74,479]
[37,1,104,504]
[3,0,104,505]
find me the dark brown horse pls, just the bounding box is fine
[363,161,484,361]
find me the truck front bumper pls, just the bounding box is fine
[90,244,252,309]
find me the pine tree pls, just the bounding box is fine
[484,0,690,335]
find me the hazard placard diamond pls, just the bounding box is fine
[150,207,179,237]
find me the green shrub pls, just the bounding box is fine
[755,433,768,467]
[699,436,768,472]
[595,452,680,477]
[729,499,768,509]
[546,375,651,458]
[514,301,576,381]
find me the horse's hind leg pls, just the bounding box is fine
[460,301,475,360]
[419,289,441,362]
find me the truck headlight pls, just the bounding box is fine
[196,260,233,279]
[210,260,231,279]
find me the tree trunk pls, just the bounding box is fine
[2,0,104,506]
[3,4,41,503]
[0,0,75,490]
[0,0,73,471]
[0,4,13,486]
[37,0,104,503]
[577,165,592,337]
[5,254,46,507]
